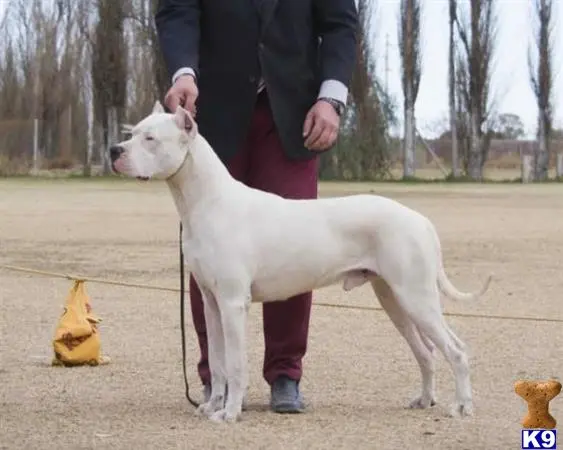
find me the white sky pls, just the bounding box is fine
[0,0,561,138]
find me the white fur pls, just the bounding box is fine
[111,101,492,423]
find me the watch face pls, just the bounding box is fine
[332,101,343,115]
[320,98,343,115]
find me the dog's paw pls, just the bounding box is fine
[448,400,473,418]
[196,397,224,418]
[209,407,240,424]
[408,395,436,409]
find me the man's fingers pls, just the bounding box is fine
[185,96,198,117]
[308,120,339,150]
[164,91,199,118]
[305,119,325,148]
[328,129,339,147]
[309,126,333,150]
[165,93,180,113]
[303,111,315,138]
[308,128,328,149]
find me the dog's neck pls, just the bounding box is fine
[166,133,235,222]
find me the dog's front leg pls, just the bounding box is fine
[196,287,227,418]
[209,296,249,423]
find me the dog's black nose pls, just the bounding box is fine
[109,145,124,162]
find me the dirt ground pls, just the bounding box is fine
[1,178,562,450]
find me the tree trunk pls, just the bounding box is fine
[448,0,458,177]
[556,153,563,179]
[103,106,119,175]
[535,116,549,181]
[95,123,105,171]
[83,91,94,177]
[58,105,72,161]
[403,90,416,177]
[468,110,482,180]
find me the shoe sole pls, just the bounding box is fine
[271,402,305,414]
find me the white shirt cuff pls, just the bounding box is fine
[172,67,196,85]
[172,70,347,105]
[318,79,348,105]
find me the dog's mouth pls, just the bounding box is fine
[136,176,149,182]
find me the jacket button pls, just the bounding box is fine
[249,76,256,83]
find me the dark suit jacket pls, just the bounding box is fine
[155,0,358,165]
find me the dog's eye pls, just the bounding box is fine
[146,136,155,141]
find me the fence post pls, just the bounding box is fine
[32,118,39,174]
[521,154,533,183]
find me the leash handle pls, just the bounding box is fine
[179,221,200,408]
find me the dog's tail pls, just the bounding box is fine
[430,221,492,302]
[437,262,492,302]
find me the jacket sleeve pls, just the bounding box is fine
[313,0,358,89]
[155,0,201,79]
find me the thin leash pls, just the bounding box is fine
[1,263,562,326]
[179,222,200,408]
[2,254,563,412]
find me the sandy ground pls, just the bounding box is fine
[1,178,562,450]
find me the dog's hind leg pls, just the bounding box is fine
[390,284,472,418]
[196,286,228,418]
[371,277,436,409]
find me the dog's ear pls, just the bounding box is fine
[174,106,196,134]
[152,101,165,114]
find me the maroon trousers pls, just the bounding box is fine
[189,91,319,386]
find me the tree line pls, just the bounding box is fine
[397,0,560,181]
[0,0,560,181]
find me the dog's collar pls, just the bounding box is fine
[166,149,190,181]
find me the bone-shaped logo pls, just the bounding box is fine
[514,379,561,429]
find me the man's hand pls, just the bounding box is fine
[303,100,340,151]
[164,75,199,116]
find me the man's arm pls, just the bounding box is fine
[155,0,201,83]
[313,0,358,106]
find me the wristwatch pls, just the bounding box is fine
[318,97,345,116]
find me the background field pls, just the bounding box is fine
[1,178,562,450]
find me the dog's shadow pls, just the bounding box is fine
[243,402,271,413]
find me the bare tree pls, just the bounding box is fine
[0,0,86,166]
[448,0,459,177]
[0,0,398,181]
[340,0,394,180]
[455,0,499,180]
[0,0,158,174]
[92,0,128,174]
[150,0,171,101]
[0,1,11,33]
[398,0,422,178]
[528,0,555,181]
[74,0,96,176]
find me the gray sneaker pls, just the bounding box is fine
[270,376,305,413]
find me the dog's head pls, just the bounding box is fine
[109,101,197,180]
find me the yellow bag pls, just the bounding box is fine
[52,280,109,366]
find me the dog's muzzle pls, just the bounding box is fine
[109,145,124,164]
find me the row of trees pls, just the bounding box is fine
[0,0,559,181]
[398,0,559,181]
[0,0,166,176]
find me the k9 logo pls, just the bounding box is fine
[521,429,557,449]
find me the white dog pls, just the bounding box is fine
[110,101,491,423]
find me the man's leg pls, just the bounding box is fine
[246,91,318,412]
[189,133,250,389]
